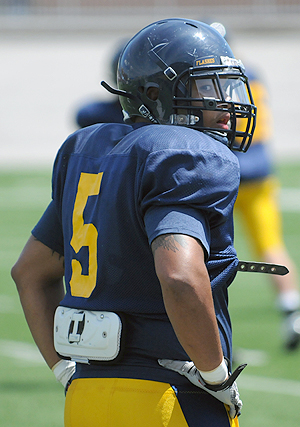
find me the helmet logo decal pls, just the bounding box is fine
[194,56,216,67]
[220,56,245,70]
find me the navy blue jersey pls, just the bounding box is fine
[235,143,273,182]
[235,66,274,182]
[76,99,123,128]
[33,122,240,385]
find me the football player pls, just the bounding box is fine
[76,24,300,351]
[234,66,300,350]
[11,18,256,426]
[209,21,300,351]
[207,21,300,351]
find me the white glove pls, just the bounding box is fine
[158,359,246,419]
[52,359,76,389]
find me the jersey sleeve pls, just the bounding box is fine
[31,200,64,255]
[144,206,210,256]
[140,147,238,258]
[30,133,74,255]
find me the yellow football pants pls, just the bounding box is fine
[234,177,283,256]
[64,377,239,427]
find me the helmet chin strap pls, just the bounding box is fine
[101,81,160,124]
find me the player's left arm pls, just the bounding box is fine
[152,233,246,419]
[11,234,65,369]
[152,233,224,372]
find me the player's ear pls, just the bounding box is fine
[146,86,159,101]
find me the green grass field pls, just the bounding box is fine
[0,162,300,426]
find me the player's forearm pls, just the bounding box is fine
[11,235,65,369]
[16,278,65,369]
[161,277,223,372]
[152,233,224,372]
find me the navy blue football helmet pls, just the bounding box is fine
[102,18,256,152]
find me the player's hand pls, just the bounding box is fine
[158,359,246,419]
[52,359,76,391]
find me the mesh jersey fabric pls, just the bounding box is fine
[32,122,240,384]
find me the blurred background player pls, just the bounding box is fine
[74,26,300,351]
[234,65,300,351]
[210,22,300,351]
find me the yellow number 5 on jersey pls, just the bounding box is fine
[70,172,103,298]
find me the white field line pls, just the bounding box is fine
[239,374,300,397]
[0,339,45,365]
[0,295,19,313]
[233,348,269,367]
[0,186,50,209]
[280,188,300,212]
[1,339,300,397]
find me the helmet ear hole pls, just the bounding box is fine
[146,86,160,101]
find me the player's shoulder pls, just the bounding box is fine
[131,125,239,200]
[138,125,238,164]
[58,123,134,159]
[131,124,221,151]
[122,125,238,189]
